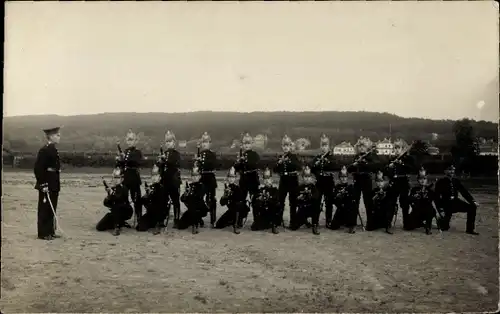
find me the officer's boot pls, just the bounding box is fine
[112,226,121,236]
[272,224,279,234]
[347,226,356,234]
[173,206,180,229]
[192,222,199,234]
[153,223,162,235]
[312,224,320,235]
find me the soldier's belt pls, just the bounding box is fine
[201,171,215,174]
[282,171,298,176]
[243,169,258,174]
[124,167,139,171]
[46,168,60,172]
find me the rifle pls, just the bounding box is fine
[352,145,376,165]
[102,178,111,195]
[194,144,201,168]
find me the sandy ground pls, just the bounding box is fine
[1,171,498,313]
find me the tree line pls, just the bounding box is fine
[3,111,498,154]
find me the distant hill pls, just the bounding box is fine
[3,111,498,154]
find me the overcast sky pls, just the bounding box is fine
[4,1,499,121]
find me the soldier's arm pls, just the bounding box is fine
[433,179,444,208]
[34,147,48,185]
[167,151,181,169]
[456,180,475,204]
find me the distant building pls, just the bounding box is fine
[178,140,187,148]
[254,134,267,149]
[333,142,356,155]
[479,139,498,156]
[428,146,440,155]
[376,138,394,155]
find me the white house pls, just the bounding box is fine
[376,138,394,155]
[479,140,498,156]
[333,142,356,155]
[254,134,267,149]
[178,140,187,148]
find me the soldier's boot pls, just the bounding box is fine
[233,224,241,235]
[173,207,180,229]
[329,222,341,230]
[272,224,279,234]
[192,223,199,234]
[153,223,162,235]
[325,208,333,229]
[425,227,432,235]
[210,208,217,229]
[112,227,121,236]
[305,219,313,228]
[347,226,356,234]
[385,226,393,235]
[312,224,320,235]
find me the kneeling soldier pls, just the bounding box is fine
[251,167,281,234]
[178,166,209,234]
[290,165,321,235]
[367,171,394,234]
[96,167,133,236]
[136,173,168,235]
[330,166,358,234]
[407,167,436,235]
[215,167,250,234]
[434,164,479,235]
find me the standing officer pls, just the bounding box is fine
[311,134,336,228]
[157,130,182,228]
[234,132,261,206]
[116,129,144,225]
[434,164,479,235]
[274,134,302,227]
[34,126,62,240]
[194,132,218,228]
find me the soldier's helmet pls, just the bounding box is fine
[227,166,237,178]
[320,134,330,145]
[165,130,176,142]
[242,132,253,144]
[262,167,272,180]
[201,132,211,143]
[152,163,160,176]
[303,165,312,177]
[126,129,137,140]
[112,167,123,178]
[375,170,385,182]
[191,166,200,176]
[417,166,427,179]
[339,165,348,178]
[282,134,293,146]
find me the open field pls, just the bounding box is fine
[2,171,499,312]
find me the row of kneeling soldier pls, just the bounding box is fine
[34,127,480,240]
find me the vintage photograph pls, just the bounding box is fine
[2,1,499,313]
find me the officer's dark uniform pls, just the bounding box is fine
[34,127,62,240]
[234,133,261,203]
[156,131,182,228]
[347,149,377,225]
[215,167,250,234]
[407,167,436,235]
[384,154,414,229]
[274,135,302,227]
[96,168,133,236]
[178,167,209,234]
[290,166,321,235]
[251,168,281,234]
[116,131,144,224]
[434,164,479,235]
[330,166,358,233]
[136,178,168,235]
[311,134,336,228]
[367,171,394,234]
[195,132,218,227]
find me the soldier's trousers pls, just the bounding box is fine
[290,204,321,230]
[215,204,250,229]
[200,173,217,225]
[406,205,434,231]
[125,183,142,222]
[37,191,59,238]
[331,204,357,228]
[164,184,181,221]
[352,175,373,224]
[316,177,334,226]
[388,178,410,228]
[251,206,281,231]
[439,199,477,232]
[136,204,168,232]
[278,176,299,226]
[240,172,260,203]
[96,204,133,231]
[178,208,205,230]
